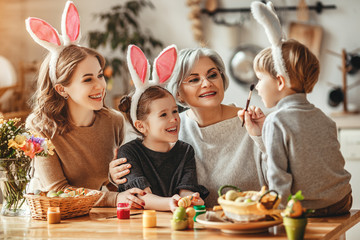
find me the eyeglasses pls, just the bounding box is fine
[182,69,222,87]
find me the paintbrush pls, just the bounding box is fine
[242,84,255,127]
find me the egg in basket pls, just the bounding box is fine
[217,185,282,222]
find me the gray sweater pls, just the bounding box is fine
[179,111,266,207]
[263,94,352,209]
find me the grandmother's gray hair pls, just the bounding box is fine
[167,48,229,107]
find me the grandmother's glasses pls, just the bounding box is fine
[182,69,222,87]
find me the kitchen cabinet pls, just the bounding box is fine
[332,114,360,240]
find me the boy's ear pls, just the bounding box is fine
[54,84,68,98]
[134,120,147,135]
[276,75,286,91]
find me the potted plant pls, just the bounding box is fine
[88,0,163,104]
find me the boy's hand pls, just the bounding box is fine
[238,106,265,136]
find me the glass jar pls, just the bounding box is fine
[143,210,156,228]
[193,205,206,222]
[117,202,130,219]
[47,207,61,224]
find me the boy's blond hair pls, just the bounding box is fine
[253,39,320,93]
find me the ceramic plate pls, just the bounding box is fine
[196,213,283,234]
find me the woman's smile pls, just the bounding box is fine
[199,91,217,98]
[89,92,103,101]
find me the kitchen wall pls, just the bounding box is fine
[0,0,359,237]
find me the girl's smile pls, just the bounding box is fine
[140,94,180,152]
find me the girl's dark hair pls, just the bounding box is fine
[118,86,173,136]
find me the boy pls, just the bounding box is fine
[239,2,352,217]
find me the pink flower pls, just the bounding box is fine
[20,139,44,159]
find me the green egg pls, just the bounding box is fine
[46,190,57,197]
[173,207,186,221]
[47,192,58,198]
[57,190,64,195]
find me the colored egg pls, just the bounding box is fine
[67,191,76,197]
[59,193,70,198]
[186,207,195,218]
[64,187,76,193]
[178,197,191,208]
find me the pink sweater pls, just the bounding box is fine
[27,108,124,206]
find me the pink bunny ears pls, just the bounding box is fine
[127,44,178,122]
[25,1,81,83]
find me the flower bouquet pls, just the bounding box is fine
[0,117,54,216]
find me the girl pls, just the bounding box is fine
[116,45,208,211]
[25,1,145,207]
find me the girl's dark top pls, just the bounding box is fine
[117,139,209,199]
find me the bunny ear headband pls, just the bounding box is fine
[127,44,178,122]
[25,1,81,84]
[251,1,290,86]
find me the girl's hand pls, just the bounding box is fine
[117,188,146,209]
[238,106,265,136]
[109,149,131,185]
[191,192,205,206]
[170,194,181,212]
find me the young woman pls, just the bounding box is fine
[25,1,145,208]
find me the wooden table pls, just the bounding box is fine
[1,208,359,239]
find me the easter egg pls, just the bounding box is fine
[178,197,191,208]
[59,193,70,198]
[47,191,58,198]
[171,219,188,230]
[64,187,76,193]
[186,207,195,218]
[57,190,64,195]
[76,188,86,196]
[225,190,239,201]
[173,207,186,221]
[67,191,76,197]
[284,199,303,217]
[235,197,245,203]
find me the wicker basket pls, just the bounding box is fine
[24,192,103,220]
[217,186,281,222]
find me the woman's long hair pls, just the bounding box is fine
[27,45,105,137]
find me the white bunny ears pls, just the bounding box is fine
[127,44,178,122]
[25,1,81,83]
[251,1,290,86]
